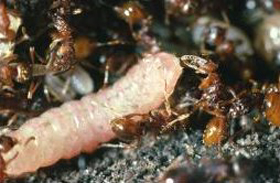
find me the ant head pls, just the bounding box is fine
[114,1,147,26]
[180,55,218,75]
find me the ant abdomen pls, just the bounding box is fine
[264,91,280,126]
[203,117,227,146]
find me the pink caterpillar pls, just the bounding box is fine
[0,52,182,177]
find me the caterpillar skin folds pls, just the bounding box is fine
[1,52,182,177]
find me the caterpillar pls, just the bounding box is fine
[0,52,182,177]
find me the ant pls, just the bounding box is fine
[180,55,265,146]
[0,2,43,96]
[111,108,190,143]
[113,1,159,54]
[0,1,22,62]
[46,0,76,74]
[160,156,252,183]
[0,0,17,42]
[0,46,62,99]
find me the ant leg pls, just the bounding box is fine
[0,127,11,137]
[46,44,59,70]
[228,87,237,98]
[96,39,128,47]
[61,76,72,96]
[43,85,52,103]
[99,143,126,149]
[100,140,138,150]
[6,114,18,127]
[27,80,42,99]
[193,99,224,118]
[228,115,256,147]
[2,54,17,64]
[252,113,261,124]
[30,47,45,64]
[15,27,30,45]
[205,109,225,118]
[160,113,191,133]
[163,79,172,116]
[102,62,110,89]
[228,128,249,147]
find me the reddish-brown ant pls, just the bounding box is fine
[0,0,14,41]
[160,156,251,183]
[113,1,159,54]
[110,108,190,142]
[0,4,41,95]
[180,55,265,146]
[0,46,62,97]
[0,3,21,60]
[46,0,75,74]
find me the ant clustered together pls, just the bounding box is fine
[0,0,280,182]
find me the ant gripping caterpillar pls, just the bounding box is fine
[0,52,182,177]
